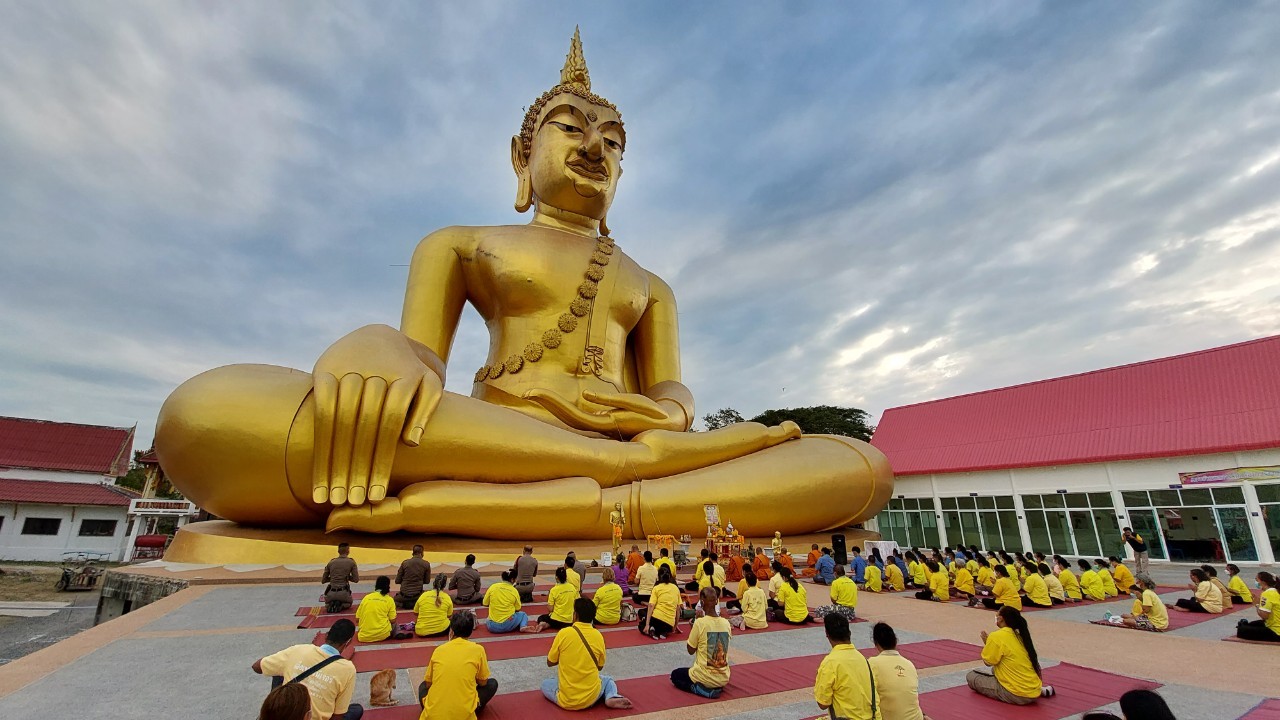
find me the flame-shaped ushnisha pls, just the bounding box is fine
[519,26,622,161]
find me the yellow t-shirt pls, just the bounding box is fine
[864,565,883,592]
[966,559,981,575]
[260,645,356,720]
[1080,570,1105,600]
[987,557,999,568]
[686,615,732,688]
[355,591,397,642]
[547,622,606,710]
[655,556,677,578]
[741,586,768,629]
[697,564,726,591]
[1140,589,1168,630]
[929,569,949,601]
[768,572,785,597]
[1044,573,1065,601]
[830,576,858,608]
[634,563,658,596]
[885,564,905,591]
[1259,587,1280,635]
[1112,564,1135,594]
[481,581,522,624]
[977,565,994,587]
[1195,580,1224,614]
[414,590,454,636]
[565,566,582,594]
[1097,567,1117,597]
[814,644,876,718]
[650,583,680,625]
[953,568,975,595]
[910,561,928,586]
[981,626,1041,699]
[592,582,623,625]
[1228,575,1254,604]
[1022,574,1050,607]
[1005,564,1020,583]
[991,577,1022,610]
[736,578,749,599]
[547,582,577,623]
[869,650,924,720]
[1059,569,1082,599]
[422,637,490,720]
[776,581,809,622]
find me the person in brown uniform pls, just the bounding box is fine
[322,543,359,612]
[395,544,431,609]
[450,553,484,605]
[513,546,539,603]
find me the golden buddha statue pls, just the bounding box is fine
[155,29,893,543]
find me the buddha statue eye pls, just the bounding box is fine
[603,137,621,150]
[550,121,582,134]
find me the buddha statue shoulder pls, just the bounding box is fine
[154,29,893,541]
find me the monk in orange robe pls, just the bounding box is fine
[752,548,771,579]
[726,551,746,583]
[779,548,795,573]
[801,543,821,578]
[625,545,644,584]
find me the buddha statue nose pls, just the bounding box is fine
[579,129,604,161]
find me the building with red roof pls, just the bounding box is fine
[868,336,1280,566]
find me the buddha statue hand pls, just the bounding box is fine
[524,388,687,437]
[311,324,445,507]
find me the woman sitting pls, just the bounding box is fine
[774,567,814,624]
[884,557,906,592]
[952,562,976,601]
[355,575,397,642]
[1226,563,1254,605]
[1173,568,1223,614]
[1020,566,1053,609]
[1093,559,1118,598]
[914,559,950,602]
[639,565,682,639]
[1120,574,1169,632]
[523,567,576,633]
[1078,559,1106,601]
[1201,565,1233,607]
[414,573,455,637]
[739,572,769,629]
[1109,557,1135,594]
[1236,572,1280,642]
[967,606,1054,705]
[593,567,624,626]
[863,562,883,592]
[972,565,1022,611]
[1055,557,1082,602]
[1039,563,1066,605]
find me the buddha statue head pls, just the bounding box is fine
[512,27,625,233]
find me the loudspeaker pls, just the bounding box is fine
[831,534,848,565]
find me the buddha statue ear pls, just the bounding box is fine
[599,213,610,237]
[511,136,532,213]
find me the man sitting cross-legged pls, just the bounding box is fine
[867,622,930,720]
[671,587,732,698]
[253,618,362,720]
[814,613,876,720]
[450,553,484,605]
[543,598,633,711]
[418,610,498,718]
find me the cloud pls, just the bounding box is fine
[1,2,1278,450]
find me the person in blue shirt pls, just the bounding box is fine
[869,548,886,572]
[890,552,909,579]
[814,548,836,585]
[849,547,868,584]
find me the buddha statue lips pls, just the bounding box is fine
[152,27,894,544]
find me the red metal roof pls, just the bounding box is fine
[871,335,1280,476]
[0,478,135,507]
[0,417,134,476]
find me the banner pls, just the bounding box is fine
[1178,466,1280,485]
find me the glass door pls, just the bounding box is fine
[1044,510,1075,556]
[1070,511,1102,556]
[1126,509,1166,560]
[1215,507,1258,562]
[960,512,981,548]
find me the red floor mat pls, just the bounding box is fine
[364,639,982,720]
[295,584,601,616]
[299,604,553,630]
[1239,698,1280,719]
[919,662,1160,720]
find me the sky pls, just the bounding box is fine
[2,2,1279,451]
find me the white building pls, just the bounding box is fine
[0,417,137,562]
[868,336,1280,566]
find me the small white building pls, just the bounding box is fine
[0,416,137,562]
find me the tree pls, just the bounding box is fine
[749,405,875,441]
[116,450,182,499]
[701,407,745,431]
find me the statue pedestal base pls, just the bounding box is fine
[163,520,884,566]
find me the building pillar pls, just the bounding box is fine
[1010,470,1034,552]
[1241,482,1275,565]
[120,512,143,563]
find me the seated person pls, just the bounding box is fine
[778,547,795,573]
[593,567,624,626]
[975,562,995,596]
[418,610,499,717]
[814,614,876,718]
[258,684,309,720]
[1056,557,1082,602]
[1236,571,1280,643]
[726,568,751,611]
[814,548,836,585]
[739,573,769,630]
[1201,565,1234,607]
[1039,563,1066,605]
[801,543,821,578]
[867,623,926,720]
[1225,563,1254,605]
[775,568,814,625]
[625,545,645,585]
[1093,559,1118,598]
[482,570,528,634]
[848,547,868,585]
[696,555,727,597]
[564,554,583,595]
[816,564,858,620]
[322,544,359,613]
[394,544,430,609]
[542,599,633,710]
[671,587,732,698]
[1109,557,1135,595]
[751,547,771,579]
[414,574,455,638]
[655,548,677,580]
[449,554,483,605]
[725,550,747,587]
[1173,568,1223,614]
[1020,567,1053,609]
[914,559,949,602]
[355,576,398,642]
[968,606,1053,705]
[884,558,906,592]
[611,557,632,597]
[863,562,883,593]
[253,618,361,720]
[951,562,975,601]
[639,565,682,638]
[524,567,577,633]
[1081,688,1177,720]
[633,551,658,605]
[766,560,786,609]
[1120,574,1169,632]
[685,549,711,591]
[1078,559,1106,601]
[971,565,1022,611]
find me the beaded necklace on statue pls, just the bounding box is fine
[474,234,616,382]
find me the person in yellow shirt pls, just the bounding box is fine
[975,563,995,596]
[1201,565,1234,607]
[1077,560,1106,601]
[1109,557,1135,595]
[1225,564,1254,605]
[655,548,677,580]
[543,599,633,710]
[1054,557,1082,601]
[593,567,624,625]
[525,567,578,633]
[1038,563,1065,605]
[906,551,928,588]
[775,568,814,624]
[355,576,398,642]
[418,611,498,719]
[863,563,883,593]
[972,564,1022,611]
[1173,568,1224,614]
[255,619,361,720]
[1236,571,1280,642]
[633,551,658,605]
[816,565,859,620]
[414,574,455,637]
[966,556,981,577]
[868,622,926,720]
[671,588,732,698]
[968,606,1051,705]
[952,564,976,601]
[1120,574,1169,632]
[814,613,877,719]
[1021,569,1052,609]
[563,554,583,595]
[914,559,950,602]
[482,570,528,633]
[885,559,906,592]
[1093,559,1118,597]
[739,573,768,630]
[696,557,727,596]
[640,565,682,638]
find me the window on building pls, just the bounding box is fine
[78,519,118,537]
[21,517,61,536]
[1256,483,1280,561]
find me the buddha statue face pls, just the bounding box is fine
[523,97,623,220]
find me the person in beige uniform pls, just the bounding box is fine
[322,543,359,612]
[394,544,431,609]
[868,622,928,720]
[450,553,484,605]
[512,545,539,603]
